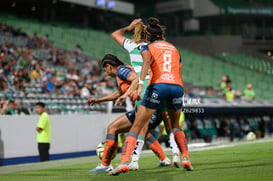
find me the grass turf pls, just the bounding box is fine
[0,140,273,181]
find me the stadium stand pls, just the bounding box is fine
[0,16,118,115]
[2,14,272,100]
[215,53,273,76]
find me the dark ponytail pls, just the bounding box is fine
[146,17,165,42]
[101,54,124,68]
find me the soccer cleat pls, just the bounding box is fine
[158,157,171,167]
[108,162,130,176]
[129,161,139,171]
[182,156,193,171]
[89,164,113,173]
[172,153,180,168]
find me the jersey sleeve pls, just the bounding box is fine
[123,38,136,53]
[140,44,149,53]
[116,65,133,81]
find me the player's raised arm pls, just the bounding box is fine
[111,18,142,46]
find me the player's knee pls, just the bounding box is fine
[107,123,118,134]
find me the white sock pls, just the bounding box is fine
[169,132,179,155]
[131,139,144,162]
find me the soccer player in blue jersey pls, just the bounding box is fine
[88,54,171,172]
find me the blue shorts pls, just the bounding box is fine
[125,109,162,130]
[141,83,184,111]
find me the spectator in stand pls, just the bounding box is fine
[76,69,83,84]
[62,51,73,68]
[82,63,91,77]
[3,61,12,77]
[25,37,34,48]
[187,88,195,98]
[54,76,65,94]
[63,80,80,97]
[41,80,50,94]
[0,99,6,111]
[14,80,24,94]
[74,45,83,63]
[75,44,82,54]
[45,72,55,93]
[83,74,97,95]
[0,100,18,115]
[224,80,234,101]
[220,76,227,94]
[67,51,76,65]
[243,84,255,101]
[55,52,64,66]
[0,69,8,92]
[30,64,41,84]
[80,82,92,98]
[90,59,101,75]
[20,50,29,67]
[47,50,57,63]
[204,86,219,98]
[70,69,80,82]
[21,67,30,83]
[0,78,8,92]
[66,69,73,80]
[103,75,116,90]
[225,87,235,102]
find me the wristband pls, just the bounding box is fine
[138,80,144,85]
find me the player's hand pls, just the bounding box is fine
[87,98,99,106]
[136,84,143,101]
[114,94,127,106]
[128,18,142,31]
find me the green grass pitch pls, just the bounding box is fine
[0,140,273,181]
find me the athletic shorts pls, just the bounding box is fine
[125,109,162,130]
[141,83,184,111]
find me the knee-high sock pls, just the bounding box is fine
[121,132,138,164]
[169,132,180,155]
[131,135,145,162]
[146,135,167,161]
[101,134,118,166]
[173,128,189,158]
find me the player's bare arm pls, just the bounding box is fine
[115,71,139,106]
[87,90,122,106]
[137,50,151,99]
[111,18,142,46]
